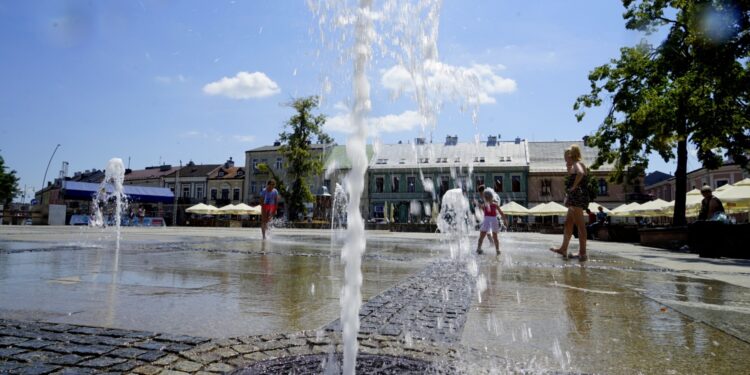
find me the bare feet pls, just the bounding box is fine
[549,247,568,259]
[578,253,588,262]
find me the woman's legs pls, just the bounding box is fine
[477,231,487,254]
[261,211,268,239]
[571,207,588,260]
[550,208,575,257]
[492,232,500,254]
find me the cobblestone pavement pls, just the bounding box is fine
[0,259,497,374]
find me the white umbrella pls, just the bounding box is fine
[587,202,610,213]
[734,178,750,186]
[500,201,529,215]
[715,185,750,213]
[610,202,641,217]
[528,201,568,216]
[631,198,671,217]
[218,204,237,215]
[233,203,261,215]
[185,203,218,215]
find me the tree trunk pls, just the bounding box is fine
[673,138,688,226]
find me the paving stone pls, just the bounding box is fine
[213,347,238,359]
[0,347,27,358]
[109,347,147,359]
[39,324,76,333]
[287,345,312,356]
[242,351,270,362]
[94,335,139,347]
[211,338,240,347]
[0,336,29,345]
[126,331,157,339]
[45,353,89,365]
[158,371,190,375]
[78,356,128,368]
[171,360,203,372]
[152,353,180,366]
[67,344,116,356]
[205,362,235,372]
[231,344,259,354]
[195,372,220,375]
[110,359,145,372]
[15,340,56,349]
[67,327,104,335]
[13,363,60,375]
[162,342,193,353]
[134,340,168,351]
[137,349,168,362]
[155,334,208,345]
[52,367,100,375]
[263,348,289,359]
[0,361,23,372]
[132,364,163,375]
[182,350,222,364]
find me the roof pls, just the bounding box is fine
[644,171,673,186]
[527,141,614,173]
[62,181,174,203]
[165,164,220,178]
[125,166,179,181]
[369,141,528,170]
[247,143,334,153]
[209,166,246,179]
[325,145,375,170]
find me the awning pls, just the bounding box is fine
[62,181,174,203]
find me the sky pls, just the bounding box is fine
[0,1,699,202]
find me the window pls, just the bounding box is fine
[376,177,384,193]
[475,176,485,192]
[598,178,609,195]
[716,180,728,189]
[541,179,551,196]
[275,158,283,170]
[440,176,450,195]
[210,188,217,200]
[252,159,259,173]
[232,188,240,201]
[168,183,175,193]
[473,156,485,163]
[221,184,230,199]
[391,176,400,192]
[494,176,503,192]
[419,157,429,164]
[182,186,190,198]
[376,158,388,164]
[499,156,505,162]
[196,186,204,200]
[218,170,225,177]
[511,176,521,193]
[236,169,244,177]
[399,158,405,164]
[251,181,257,193]
[373,203,385,219]
[423,177,433,193]
[633,179,641,193]
[454,157,461,163]
[323,179,331,192]
[407,176,416,192]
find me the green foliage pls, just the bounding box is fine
[277,96,332,220]
[0,153,20,205]
[575,0,750,224]
[257,163,290,202]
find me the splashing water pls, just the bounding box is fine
[90,158,128,252]
[331,183,348,235]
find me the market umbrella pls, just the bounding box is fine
[233,203,260,215]
[631,199,672,217]
[500,201,529,215]
[610,202,641,217]
[715,185,750,213]
[218,204,237,215]
[734,178,750,186]
[185,203,218,215]
[528,201,568,216]
[587,202,610,213]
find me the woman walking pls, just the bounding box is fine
[550,145,589,261]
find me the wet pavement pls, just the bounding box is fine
[0,226,748,374]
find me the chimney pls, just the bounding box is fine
[514,137,521,144]
[273,140,281,146]
[224,157,234,168]
[445,135,458,146]
[487,135,497,146]
[415,137,425,145]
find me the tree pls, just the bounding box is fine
[0,153,20,205]
[277,96,333,221]
[574,0,750,225]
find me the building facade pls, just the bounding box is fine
[526,141,639,209]
[367,136,529,223]
[123,165,179,188]
[244,143,333,217]
[646,164,749,200]
[163,162,220,224]
[207,157,246,207]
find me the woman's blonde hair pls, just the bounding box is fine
[568,144,583,162]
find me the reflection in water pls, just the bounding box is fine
[563,267,591,338]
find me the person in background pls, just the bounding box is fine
[476,189,508,256]
[698,185,725,220]
[260,179,279,240]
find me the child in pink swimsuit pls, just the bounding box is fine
[477,189,507,255]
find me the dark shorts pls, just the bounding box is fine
[565,187,589,209]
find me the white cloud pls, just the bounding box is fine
[181,130,208,138]
[325,110,424,135]
[203,71,280,99]
[380,61,516,105]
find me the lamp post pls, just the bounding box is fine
[41,144,61,189]
[172,160,181,226]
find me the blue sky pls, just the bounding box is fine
[0,1,696,201]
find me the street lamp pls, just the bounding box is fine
[41,144,61,189]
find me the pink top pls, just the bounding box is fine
[483,203,498,217]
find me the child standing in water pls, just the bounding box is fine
[477,189,507,255]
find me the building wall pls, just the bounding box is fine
[646,164,748,200]
[244,147,330,205]
[207,178,244,206]
[527,170,632,208]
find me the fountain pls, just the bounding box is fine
[331,183,349,234]
[90,158,128,252]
